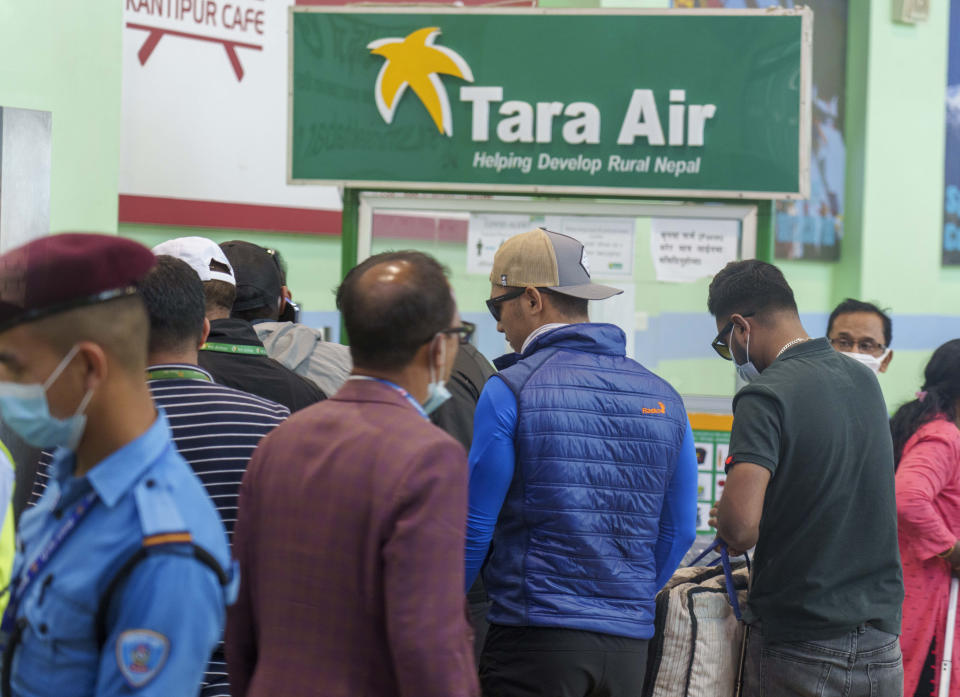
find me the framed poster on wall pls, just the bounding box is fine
[690,416,732,535]
[674,0,847,262]
[944,1,960,266]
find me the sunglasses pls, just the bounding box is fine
[486,287,558,321]
[485,287,527,321]
[711,312,754,360]
[438,321,476,345]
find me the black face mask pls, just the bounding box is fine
[279,299,301,324]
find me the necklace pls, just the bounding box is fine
[777,337,811,358]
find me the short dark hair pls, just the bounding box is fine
[336,251,455,371]
[544,290,589,319]
[137,255,206,354]
[27,295,149,375]
[232,303,276,322]
[827,298,892,347]
[707,260,797,321]
[203,279,236,315]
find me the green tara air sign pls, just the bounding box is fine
[289,8,811,199]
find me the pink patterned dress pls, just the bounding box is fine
[896,417,960,697]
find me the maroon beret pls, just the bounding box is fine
[0,233,156,332]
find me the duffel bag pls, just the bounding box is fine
[643,540,749,697]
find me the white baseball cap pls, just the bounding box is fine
[152,236,235,285]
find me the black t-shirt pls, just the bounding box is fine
[727,337,903,642]
[198,318,326,413]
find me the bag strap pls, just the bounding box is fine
[688,537,751,621]
[687,537,723,567]
[95,536,228,648]
[719,544,750,621]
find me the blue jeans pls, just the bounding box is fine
[742,623,903,697]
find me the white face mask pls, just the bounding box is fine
[730,327,760,384]
[840,349,890,376]
[422,335,452,415]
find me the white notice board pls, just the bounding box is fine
[650,217,739,283]
[466,214,538,274]
[544,216,635,278]
[467,213,636,279]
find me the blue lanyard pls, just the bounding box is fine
[348,376,428,420]
[0,491,98,634]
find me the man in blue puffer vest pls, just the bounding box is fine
[465,228,698,697]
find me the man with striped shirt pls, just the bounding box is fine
[33,255,289,697]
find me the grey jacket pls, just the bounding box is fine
[254,321,352,398]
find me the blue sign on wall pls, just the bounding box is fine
[945,1,960,265]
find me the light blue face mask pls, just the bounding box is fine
[422,334,452,415]
[0,345,94,451]
[730,327,761,384]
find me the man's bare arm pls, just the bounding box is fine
[709,461,771,554]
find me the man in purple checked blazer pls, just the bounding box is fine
[226,251,478,697]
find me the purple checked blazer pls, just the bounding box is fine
[226,379,479,697]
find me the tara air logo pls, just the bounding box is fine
[365,26,717,179]
[368,27,474,137]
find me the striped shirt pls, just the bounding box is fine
[32,363,290,697]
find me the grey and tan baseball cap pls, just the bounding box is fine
[489,228,623,300]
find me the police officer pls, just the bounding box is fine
[0,234,236,696]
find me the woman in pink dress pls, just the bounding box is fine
[892,339,960,697]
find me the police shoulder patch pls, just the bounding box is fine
[116,629,170,688]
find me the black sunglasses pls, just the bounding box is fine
[485,287,527,321]
[438,321,476,345]
[711,312,755,360]
[486,287,558,321]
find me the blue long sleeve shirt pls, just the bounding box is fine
[465,375,698,591]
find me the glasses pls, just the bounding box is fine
[711,312,755,361]
[485,287,527,321]
[829,337,886,356]
[439,321,476,345]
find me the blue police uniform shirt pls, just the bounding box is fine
[8,411,237,696]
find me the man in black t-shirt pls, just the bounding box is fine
[706,260,903,697]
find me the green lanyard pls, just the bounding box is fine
[146,368,213,382]
[199,341,268,356]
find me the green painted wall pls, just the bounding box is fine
[0,1,123,233]
[854,1,957,413]
[123,1,959,415]
[5,0,952,415]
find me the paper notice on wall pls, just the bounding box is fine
[544,216,635,278]
[467,214,542,274]
[650,218,739,283]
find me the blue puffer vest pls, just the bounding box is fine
[484,323,687,639]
